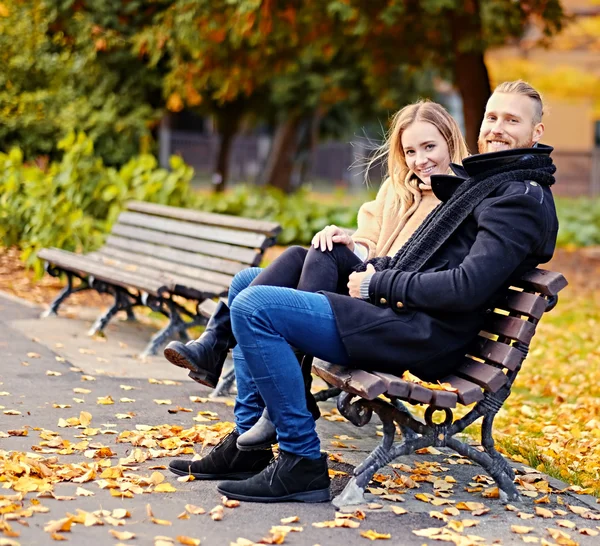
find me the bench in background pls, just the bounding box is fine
[38,201,281,357]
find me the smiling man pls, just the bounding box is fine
[478,80,545,153]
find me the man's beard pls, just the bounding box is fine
[477,133,535,154]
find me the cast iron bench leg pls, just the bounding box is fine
[42,270,91,317]
[88,285,137,337]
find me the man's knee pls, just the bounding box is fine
[231,267,262,295]
[230,285,271,321]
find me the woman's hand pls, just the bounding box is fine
[348,264,376,298]
[312,225,355,252]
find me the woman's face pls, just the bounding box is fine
[401,120,451,185]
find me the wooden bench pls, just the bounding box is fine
[38,201,281,357]
[311,268,568,507]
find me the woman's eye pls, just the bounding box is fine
[426,144,435,150]
[405,150,414,155]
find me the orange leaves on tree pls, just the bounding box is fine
[166,93,184,112]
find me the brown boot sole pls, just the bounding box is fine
[164,346,195,370]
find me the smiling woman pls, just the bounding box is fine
[401,121,451,186]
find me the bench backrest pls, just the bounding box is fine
[449,269,568,398]
[95,201,281,297]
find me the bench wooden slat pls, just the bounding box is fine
[442,376,484,405]
[95,247,235,288]
[118,211,270,249]
[106,236,248,277]
[126,201,282,237]
[516,268,568,296]
[495,291,548,320]
[312,360,387,400]
[431,390,458,409]
[484,315,536,344]
[470,338,523,371]
[38,248,166,296]
[372,372,411,398]
[455,359,507,392]
[87,253,228,297]
[407,383,433,405]
[111,225,261,266]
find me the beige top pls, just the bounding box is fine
[352,176,441,260]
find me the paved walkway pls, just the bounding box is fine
[0,292,598,546]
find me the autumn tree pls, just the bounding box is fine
[0,0,167,164]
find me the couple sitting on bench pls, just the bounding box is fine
[164,80,558,504]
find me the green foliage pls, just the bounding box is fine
[196,185,367,245]
[0,0,164,165]
[0,132,194,276]
[556,198,600,248]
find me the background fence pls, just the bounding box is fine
[170,130,600,197]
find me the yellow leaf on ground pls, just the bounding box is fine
[185,504,205,515]
[76,487,94,496]
[154,483,176,493]
[511,525,534,534]
[535,507,554,518]
[109,529,136,540]
[177,536,200,545]
[391,506,407,515]
[280,516,299,524]
[359,530,391,540]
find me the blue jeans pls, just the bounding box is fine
[230,285,350,459]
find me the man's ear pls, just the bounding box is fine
[532,122,544,144]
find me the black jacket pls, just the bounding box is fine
[323,146,559,380]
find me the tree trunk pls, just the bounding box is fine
[451,0,491,153]
[213,100,246,193]
[214,124,236,193]
[262,114,302,193]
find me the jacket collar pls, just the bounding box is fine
[431,144,554,203]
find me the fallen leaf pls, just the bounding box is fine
[76,487,95,497]
[109,529,136,540]
[210,505,224,521]
[391,506,407,515]
[511,525,534,534]
[185,505,205,515]
[359,530,391,540]
[535,507,555,519]
[154,483,177,493]
[154,399,172,405]
[177,537,200,546]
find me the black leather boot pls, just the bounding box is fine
[168,430,272,480]
[237,353,321,451]
[163,301,235,388]
[217,450,330,503]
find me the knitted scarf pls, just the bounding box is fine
[354,154,556,274]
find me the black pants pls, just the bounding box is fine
[249,244,363,295]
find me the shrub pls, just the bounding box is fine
[555,197,600,248]
[0,132,195,275]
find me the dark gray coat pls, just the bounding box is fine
[324,149,559,380]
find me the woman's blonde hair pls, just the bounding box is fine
[368,101,469,211]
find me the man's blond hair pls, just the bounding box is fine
[494,80,544,124]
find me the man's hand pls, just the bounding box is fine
[312,225,355,252]
[348,263,376,298]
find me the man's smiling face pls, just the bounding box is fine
[477,92,544,154]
